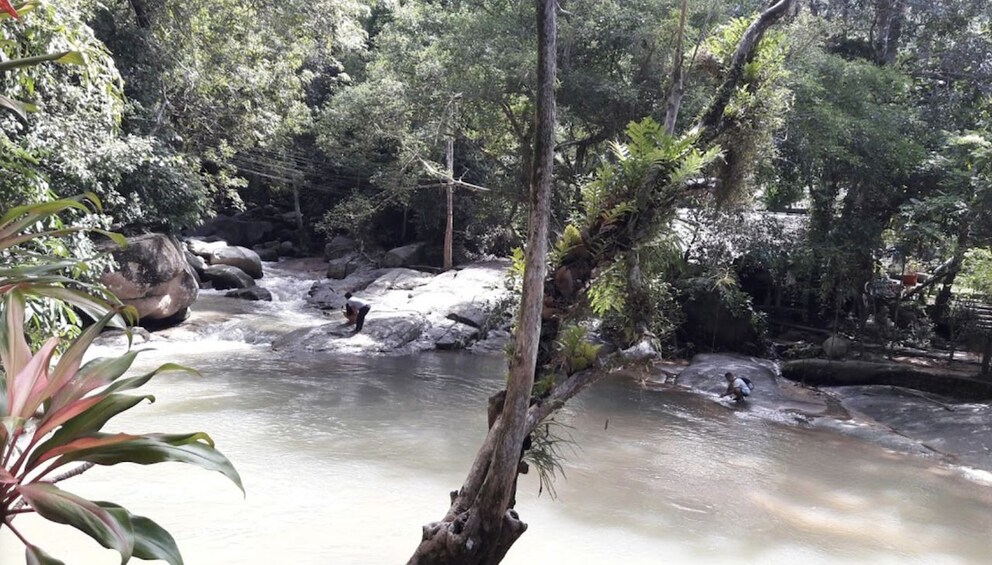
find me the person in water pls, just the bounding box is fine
[721,371,752,402]
[344,292,371,334]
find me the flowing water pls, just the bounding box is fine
[2,263,991,564]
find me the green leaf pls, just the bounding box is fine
[0,93,35,121]
[103,363,200,395]
[58,432,244,494]
[0,194,98,241]
[97,502,184,565]
[16,483,134,562]
[54,51,85,66]
[1,289,32,381]
[29,394,154,471]
[51,351,139,410]
[25,545,67,565]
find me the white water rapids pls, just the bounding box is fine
[2,262,990,564]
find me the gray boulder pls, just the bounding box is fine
[307,281,346,310]
[272,313,428,353]
[209,246,263,279]
[99,234,198,324]
[203,265,255,290]
[446,301,489,329]
[324,235,357,260]
[823,336,850,359]
[382,242,427,268]
[184,250,207,276]
[225,287,273,301]
[187,214,274,247]
[279,241,300,258]
[366,268,433,292]
[186,238,229,259]
[326,253,370,280]
[431,322,481,351]
[254,244,280,262]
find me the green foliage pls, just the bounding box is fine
[587,261,625,317]
[0,196,241,565]
[705,15,792,201]
[958,248,992,296]
[0,193,122,343]
[522,420,574,500]
[555,324,601,376]
[316,192,382,244]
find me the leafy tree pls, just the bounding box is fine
[411,2,796,561]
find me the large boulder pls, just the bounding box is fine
[209,246,263,279]
[187,214,274,247]
[823,336,850,359]
[431,322,480,351]
[186,238,228,259]
[326,253,369,280]
[365,268,433,292]
[382,242,427,268]
[307,281,346,310]
[203,265,255,290]
[446,301,489,329]
[99,234,198,324]
[272,313,428,353]
[324,235,357,260]
[225,287,273,301]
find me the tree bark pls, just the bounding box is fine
[872,0,904,66]
[698,0,795,146]
[128,0,151,28]
[408,1,556,562]
[663,0,688,136]
[444,135,454,271]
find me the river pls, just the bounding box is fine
[2,263,990,564]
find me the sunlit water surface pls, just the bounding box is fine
[2,264,990,564]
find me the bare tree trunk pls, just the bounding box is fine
[292,185,305,250]
[409,1,556,561]
[663,0,688,135]
[444,136,454,271]
[128,0,151,28]
[872,0,904,66]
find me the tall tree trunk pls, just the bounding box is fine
[409,1,556,561]
[872,0,904,66]
[128,0,151,28]
[444,135,454,271]
[410,2,795,563]
[663,0,689,135]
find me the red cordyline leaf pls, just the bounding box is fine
[0,0,17,19]
[7,337,58,419]
[31,433,138,469]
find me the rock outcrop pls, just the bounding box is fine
[203,265,255,290]
[100,234,198,325]
[209,246,263,279]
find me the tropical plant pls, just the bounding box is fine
[0,196,242,564]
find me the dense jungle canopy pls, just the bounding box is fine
[3,0,991,353]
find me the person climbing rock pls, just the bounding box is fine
[344,292,371,334]
[720,371,752,403]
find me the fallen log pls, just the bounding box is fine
[780,359,992,401]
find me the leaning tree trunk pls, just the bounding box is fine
[410,1,795,563]
[408,1,556,562]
